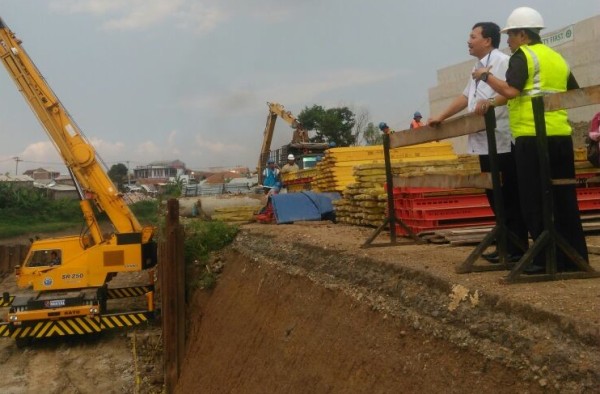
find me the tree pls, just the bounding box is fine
[296,104,325,137]
[350,106,370,146]
[362,122,383,146]
[108,163,129,190]
[297,105,357,147]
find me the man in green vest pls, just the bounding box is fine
[472,6,588,274]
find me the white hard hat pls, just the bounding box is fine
[287,154,295,160]
[501,7,545,33]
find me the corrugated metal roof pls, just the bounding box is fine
[0,175,34,182]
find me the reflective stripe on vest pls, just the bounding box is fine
[507,44,572,138]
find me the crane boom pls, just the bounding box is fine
[257,102,329,185]
[258,102,303,184]
[0,17,158,343]
[0,18,151,242]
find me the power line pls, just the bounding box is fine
[2,158,64,166]
[12,156,22,175]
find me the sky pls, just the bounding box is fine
[0,0,598,176]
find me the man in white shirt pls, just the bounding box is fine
[428,22,528,262]
[281,154,300,174]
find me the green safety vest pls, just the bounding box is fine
[507,44,572,138]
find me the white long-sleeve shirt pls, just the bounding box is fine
[462,48,513,155]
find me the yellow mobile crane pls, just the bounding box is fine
[258,102,328,184]
[0,17,157,343]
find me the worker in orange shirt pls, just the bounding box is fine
[410,111,425,129]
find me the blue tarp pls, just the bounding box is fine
[270,191,340,224]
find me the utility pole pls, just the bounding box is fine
[126,160,131,186]
[12,156,21,176]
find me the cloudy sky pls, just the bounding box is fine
[0,0,598,175]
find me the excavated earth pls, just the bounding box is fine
[176,223,600,394]
[1,222,599,393]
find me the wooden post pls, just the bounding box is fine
[176,207,185,383]
[383,132,397,243]
[455,108,524,273]
[505,96,597,282]
[0,246,8,274]
[383,85,600,282]
[7,246,18,271]
[362,125,423,247]
[161,198,185,393]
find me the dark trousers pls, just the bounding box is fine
[514,136,588,269]
[479,149,528,255]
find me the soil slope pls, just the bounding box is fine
[1,222,599,393]
[176,223,600,393]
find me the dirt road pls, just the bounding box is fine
[0,270,163,394]
[0,331,135,393]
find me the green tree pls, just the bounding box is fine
[362,122,383,145]
[297,105,356,147]
[296,104,325,136]
[108,163,129,190]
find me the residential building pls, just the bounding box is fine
[133,160,187,184]
[22,167,60,181]
[0,174,34,190]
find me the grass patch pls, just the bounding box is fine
[0,196,160,240]
[183,220,238,293]
[0,202,82,239]
[183,220,238,264]
[0,221,81,239]
[130,200,160,226]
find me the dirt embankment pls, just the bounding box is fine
[1,222,599,392]
[176,223,600,393]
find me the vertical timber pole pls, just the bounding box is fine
[484,108,508,261]
[176,205,185,385]
[532,96,557,274]
[162,199,185,393]
[362,122,422,246]
[0,245,8,274]
[383,131,397,243]
[456,109,509,272]
[7,246,18,271]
